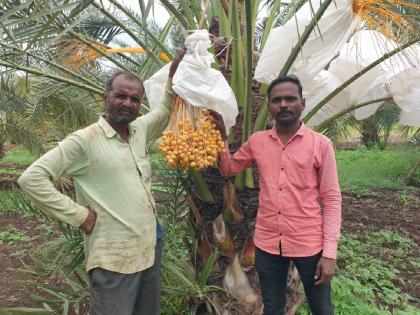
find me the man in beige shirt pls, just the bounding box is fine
[18,50,186,315]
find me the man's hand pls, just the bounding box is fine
[80,206,97,235]
[169,48,187,78]
[314,256,336,285]
[208,109,227,141]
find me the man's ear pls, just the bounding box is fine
[302,98,306,108]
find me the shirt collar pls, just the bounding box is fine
[296,121,307,137]
[269,121,307,140]
[97,116,138,139]
[98,116,117,138]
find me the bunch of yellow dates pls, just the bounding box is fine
[159,96,225,170]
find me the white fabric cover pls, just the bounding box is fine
[302,70,349,126]
[253,0,420,127]
[302,30,420,126]
[144,30,238,130]
[254,0,357,84]
[389,68,420,126]
[143,62,172,109]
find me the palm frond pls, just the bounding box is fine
[399,125,420,143]
[160,0,189,29]
[318,113,360,144]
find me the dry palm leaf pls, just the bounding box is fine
[212,214,235,258]
[222,181,244,224]
[59,39,170,69]
[186,195,204,227]
[200,230,213,266]
[240,235,256,271]
[353,0,419,40]
[223,254,259,305]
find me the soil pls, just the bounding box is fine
[341,189,420,302]
[2,145,417,315]
[190,176,420,310]
[0,166,88,314]
[0,214,90,314]
[1,166,419,313]
[0,213,57,309]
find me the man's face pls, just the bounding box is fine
[268,82,305,126]
[104,75,144,126]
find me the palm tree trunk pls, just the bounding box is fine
[361,118,380,147]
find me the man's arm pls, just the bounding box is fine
[315,139,342,285]
[209,110,254,176]
[18,133,92,231]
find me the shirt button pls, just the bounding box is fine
[281,167,284,171]
[278,187,282,191]
[278,211,281,214]
[282,148,285,151]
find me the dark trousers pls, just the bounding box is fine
[255,247,333,315]
[89,238,163,315]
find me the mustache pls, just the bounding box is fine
[118,106,133,114]
[277,110,292,116]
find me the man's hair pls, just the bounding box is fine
[267,75,303,100]
[105,71,143,94]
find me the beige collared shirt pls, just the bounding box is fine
[18,82,174,273]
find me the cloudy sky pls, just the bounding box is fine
[104,1,270,49]
[110,0,170,26]
[103,0,170,47]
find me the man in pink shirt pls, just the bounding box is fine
[211,75,342,315]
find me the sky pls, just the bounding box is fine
[123,1,170,26]
[106,1,270,47]
[104,0,170,47]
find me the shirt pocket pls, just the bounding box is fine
[287,157,317,189]
[137,156,152,181]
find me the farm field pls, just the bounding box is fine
[0,144,418,314]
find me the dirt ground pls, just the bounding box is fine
[0,167,419,313]
[341,189,420,301]
[0,214,56,308]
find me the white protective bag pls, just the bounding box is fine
[144,30,238,131]
[302,30,420,126]
[254,0,357,84]
[389,68,420,126]
[301,70,350,126]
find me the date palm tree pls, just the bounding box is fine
[1,0,418,314]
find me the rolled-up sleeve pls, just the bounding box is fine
[219,139,254,177]
[318,140,342,259]
[18,133,89,227]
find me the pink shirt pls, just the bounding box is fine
[219,123,342,259]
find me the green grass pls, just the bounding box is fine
[0,168,19,175]
[298,230,419,315]
[0,225,31,245]
[338,231,416,307]
[0,148,36,166]
[336,146,419,191]
[0,146,418,313]
[0,191,16,211]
